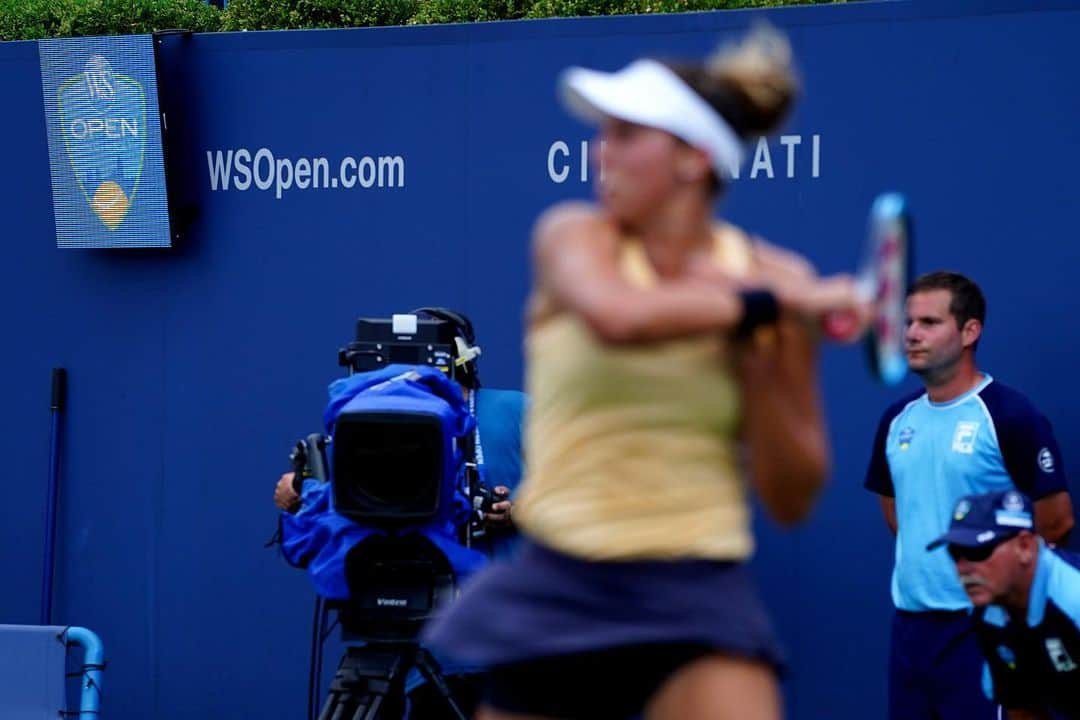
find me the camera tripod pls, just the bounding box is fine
[317,639,468,720]
[311,533,470,720]
[312,594,473,720]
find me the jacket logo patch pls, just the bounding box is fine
[951,421,979,454]
[1046,638,1078,672]
[898,427,915,450]
[1038,447,1055,473]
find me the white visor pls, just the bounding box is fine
[559,58,745,180]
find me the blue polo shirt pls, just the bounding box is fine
[975,544,1080,716]
[865,375,1067,611]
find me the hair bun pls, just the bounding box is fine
[705,23,798,137]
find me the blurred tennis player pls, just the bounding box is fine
[426,25,872,720]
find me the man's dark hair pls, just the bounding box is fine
[908,271,986,331]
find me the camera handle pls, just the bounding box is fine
[464,463,484,544]
[290,433,330,495]
[466,463,509,544]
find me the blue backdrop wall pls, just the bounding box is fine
[3,0,1080,717]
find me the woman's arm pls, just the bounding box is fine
[734,236,847,526]
[533,203,870,344]
[736,317,829,526]
[532,203,745,343]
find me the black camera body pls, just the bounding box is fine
[287,312,497,628]
[327,312,496,533]
[338,314,460,380]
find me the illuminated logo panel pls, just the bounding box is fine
[39,35,171,248]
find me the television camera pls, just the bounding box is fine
[285,310,504,720]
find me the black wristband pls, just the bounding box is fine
[735,289,780,339]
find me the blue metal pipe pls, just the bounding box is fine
[64,626,104,718]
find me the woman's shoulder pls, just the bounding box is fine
[536,199,599,226]
[533,201,619,250]
[528,202,621,327]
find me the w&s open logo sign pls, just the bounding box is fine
[39,36,171,248]
[58,54,146,229]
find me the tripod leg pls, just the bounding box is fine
[322,686,381,720]
[354,691,383,720]
[320,655,377,720]
[319,694,348,720]
[412,649,469,720]
[320,645,411,720]
[317,692,337,720]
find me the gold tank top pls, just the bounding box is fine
[513,224,756,561]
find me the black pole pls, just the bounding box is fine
[41,367,67,624]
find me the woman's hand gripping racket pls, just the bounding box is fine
[822,192,913,386]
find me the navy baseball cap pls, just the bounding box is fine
[926,489,1034,551]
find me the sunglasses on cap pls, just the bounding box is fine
[947,536,1014,563]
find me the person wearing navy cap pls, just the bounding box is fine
[929,490,1080,719]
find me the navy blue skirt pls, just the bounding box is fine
[423,540,785,674]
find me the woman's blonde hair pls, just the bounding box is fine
[666,23,799,140]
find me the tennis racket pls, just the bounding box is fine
[823,192,913,386]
